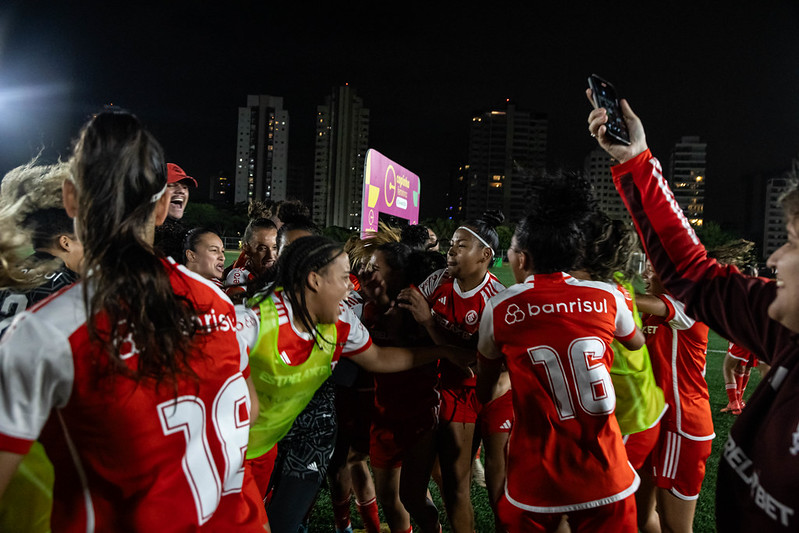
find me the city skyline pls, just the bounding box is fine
[1,2,798,229]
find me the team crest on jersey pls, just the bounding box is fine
[505,304,525,325]
[790,422,799,456]
[465,309,479,326]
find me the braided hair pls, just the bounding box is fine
[251,235,346,346]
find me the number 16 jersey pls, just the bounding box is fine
[478,272,639,512]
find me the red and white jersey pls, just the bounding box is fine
[478,272,639,512]
[0,259,266,532]
[225,267,254,298]
[642,295,714,440]
[419,268,505,387]
[236,289,372,366]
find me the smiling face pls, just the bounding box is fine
[244,227,278,275]
[309,253,353,324]
[767,217,799,332]
[447,227,490,281]
[167,181,190,219]
[186,232,225,280]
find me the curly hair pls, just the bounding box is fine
[515,173,597,274]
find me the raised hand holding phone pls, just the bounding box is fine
[587,74,631,145]
[586,78,648,164]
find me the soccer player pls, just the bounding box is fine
[0,110,268,531]
[587,90,799,530]
[398,211,510,530]
[572,211,667,532]
[360,242,442,533]
[182,227,226,287]
[0,158,84,532]
[224,217,279,303]
[476,175,645,532]
[636,265,713,533]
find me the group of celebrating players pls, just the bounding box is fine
[0,89,795,533]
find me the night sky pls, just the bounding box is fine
[1,2,798,231]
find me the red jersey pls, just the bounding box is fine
[642,294,714,440]
[0,259,267,531]
[419,268,505,387]
[360,300,439,419]
[613,150,798,529]
[478,272,639,511]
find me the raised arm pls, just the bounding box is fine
[586,90,783,361]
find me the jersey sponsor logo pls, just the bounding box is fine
[500,420,512,430]
[438,296,447,306]
[118,331,140,360]
[505,304,526,325]
[521,298,609,318]
[790,422,799,456]
[465,309,479,326]
[197,308,235,333]
[723,435,795,526]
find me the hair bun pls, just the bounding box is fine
[481,210,505,228]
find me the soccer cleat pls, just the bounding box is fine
[721,399,743,414]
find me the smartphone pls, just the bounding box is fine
[587,74,631,145]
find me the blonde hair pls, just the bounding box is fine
[348,221,402,272]
[0,157,72,288]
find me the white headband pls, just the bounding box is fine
[150,183,168,203]
[458,226,494,256]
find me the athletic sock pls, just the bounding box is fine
[725,383,738,405]
[332,496,352,532]
[356,497,381,533]
[739,373,751,402]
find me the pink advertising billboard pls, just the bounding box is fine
[360,149,421,238]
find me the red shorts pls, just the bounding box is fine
[245,445,278,501]
[622,421,661,470]
[369,407,438,469]
[439,386,480,424]
[649,429,712,499]
[496,492,637,532]
[478,389,514,435]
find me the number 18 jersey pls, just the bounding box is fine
[478,272,639,512]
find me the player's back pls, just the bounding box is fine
[486,272,638,510]
[2,262,266,531]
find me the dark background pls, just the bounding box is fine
[1,1,798,232]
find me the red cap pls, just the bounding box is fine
[167,163,197,187]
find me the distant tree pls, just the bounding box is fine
[182,202,249,236]
[694,221,739,250]
[322,226,356,243]
[696,221,757,267]
[496,224,514,253]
